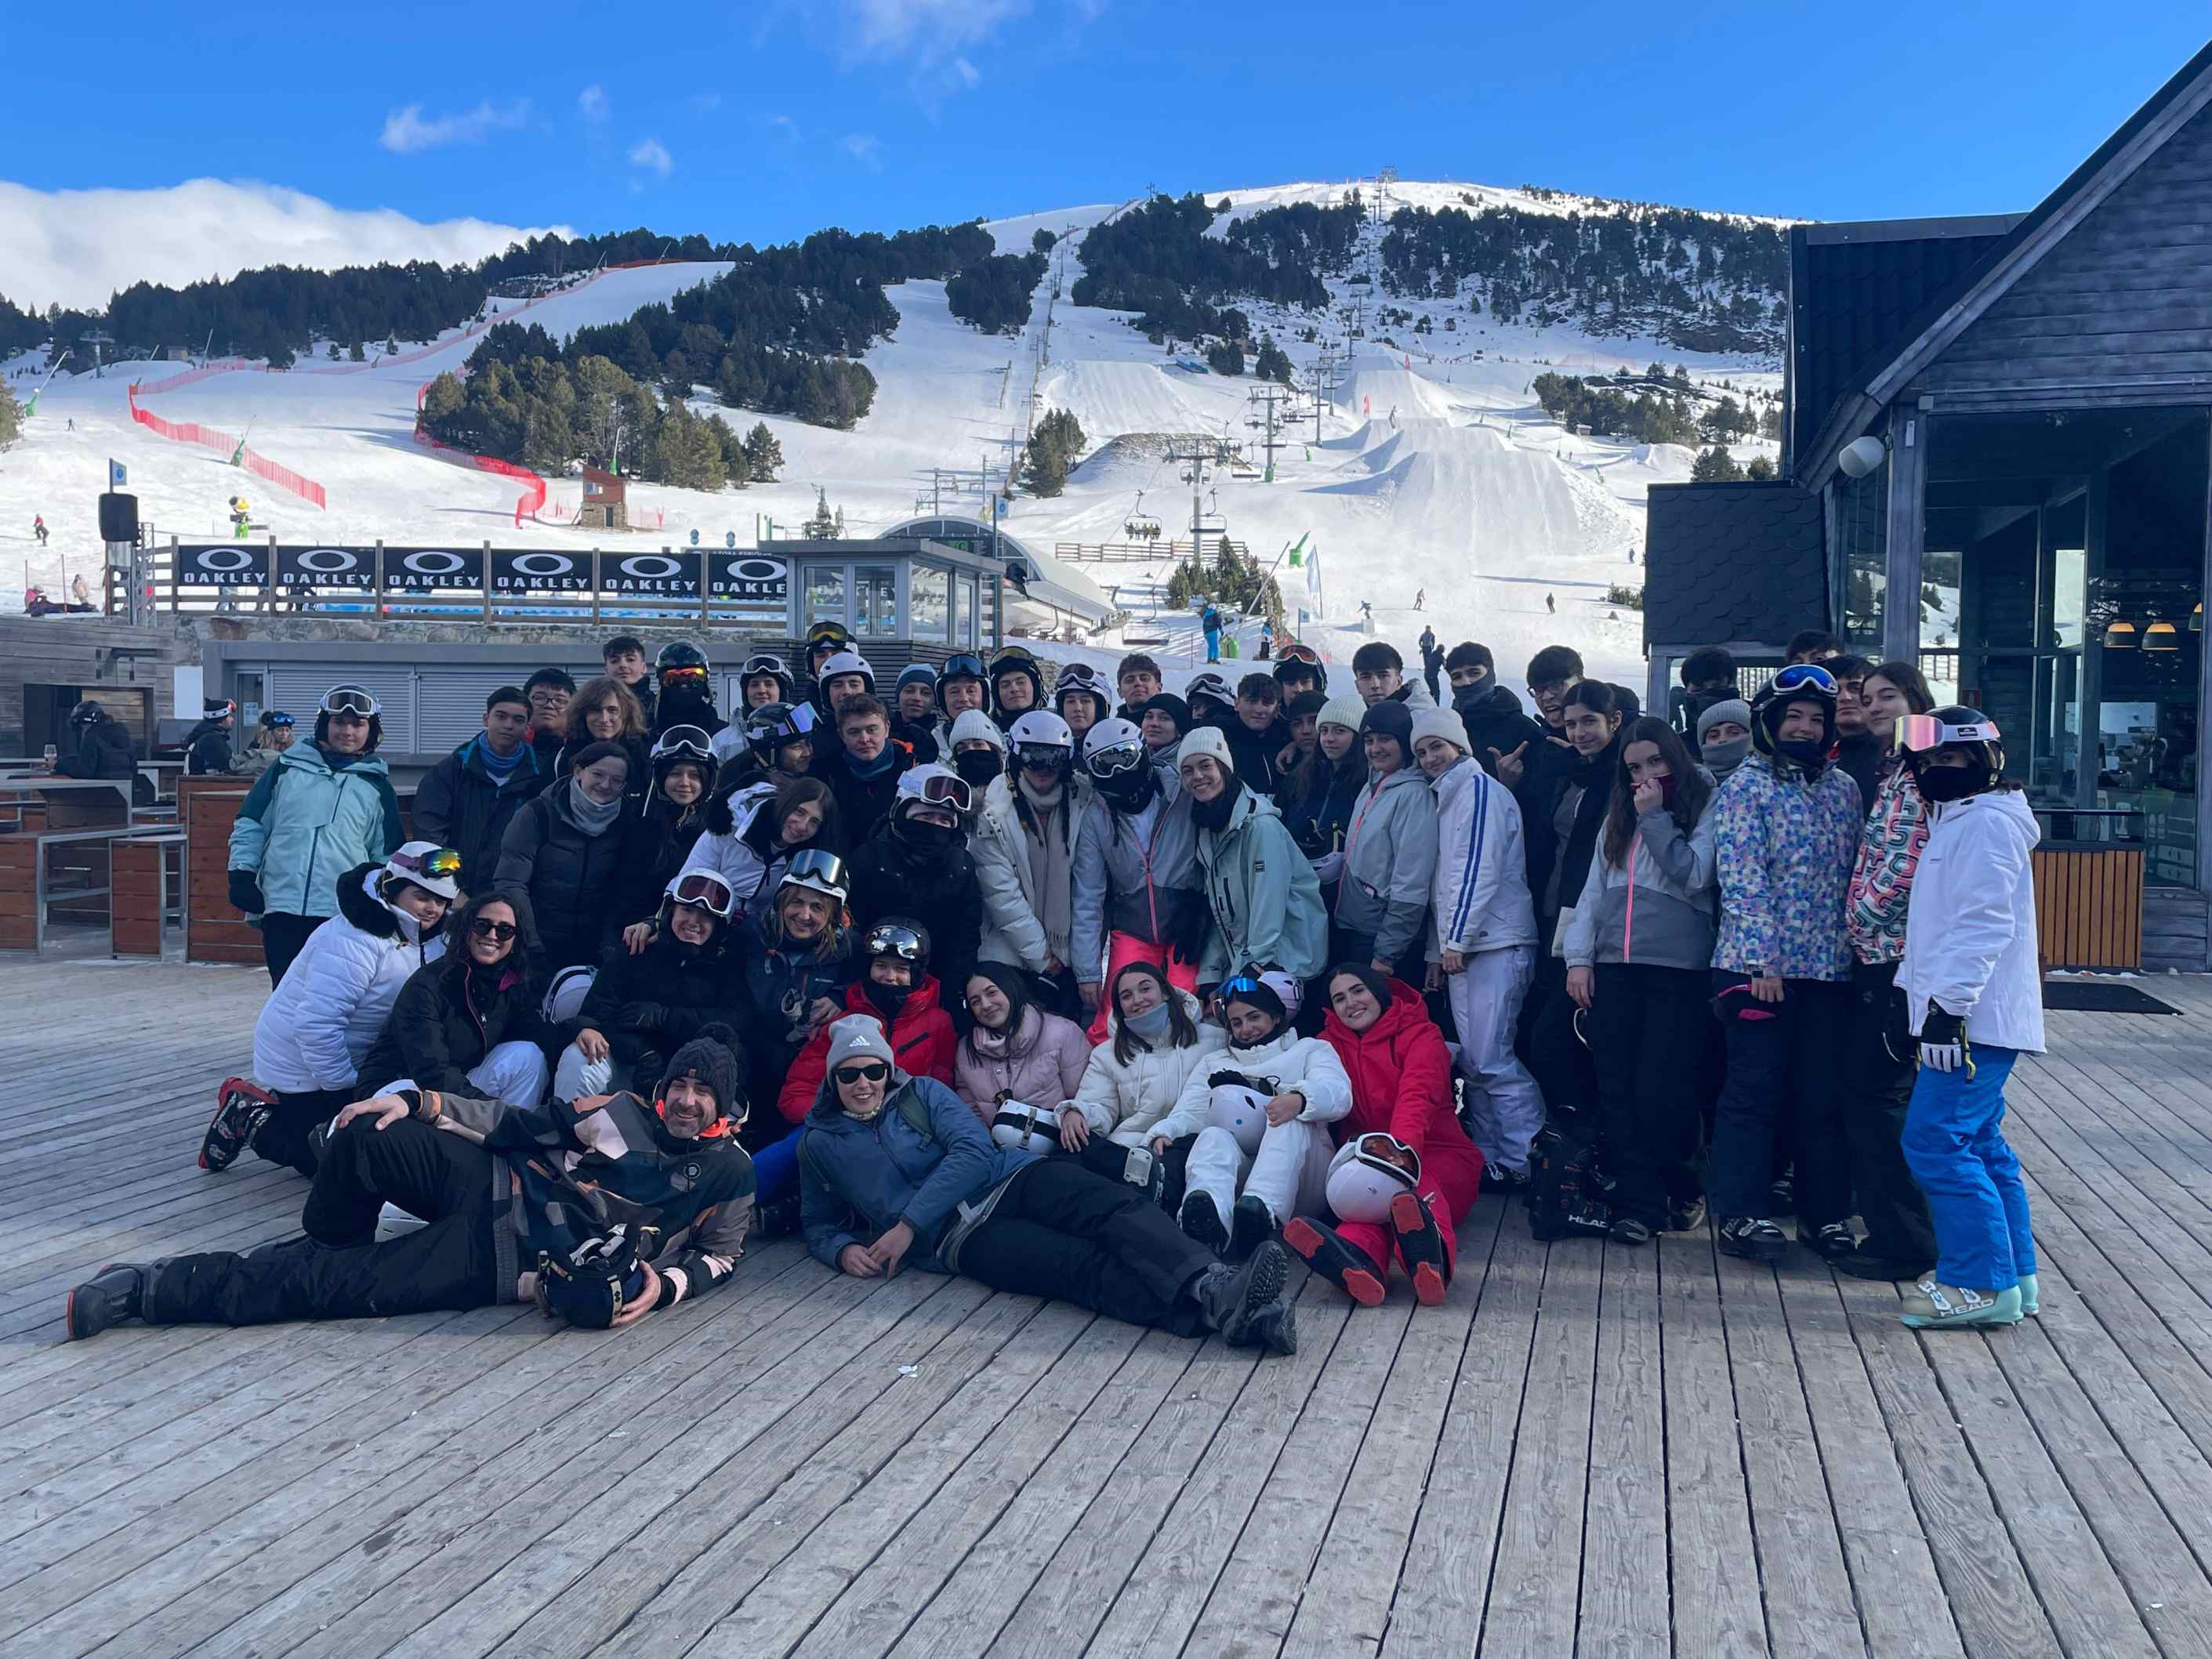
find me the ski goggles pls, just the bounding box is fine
[1275,643,1322,668]
[1768,662,1839,697]
[1055,662,1104,690]
[658,665,709,685]
[393,845,464,882]
[865,922,928,962]
[741,653,789,679]
[1894,712,2001,754]
[670,869,737,918]
[1086,741,1148,778]
[1014,744,1072,772]
[263,711,296,729]
[651,725,716,764]
[806,621,854,646]
[941,653,988,683]
[908,771,974,813]
[760,704,820,743]
[319,686,380,718]
[990,646,1039,671]
[782,848,849,890]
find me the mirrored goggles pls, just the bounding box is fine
[775,704,821,741]
[1893,712,2002,754]
[783,848,848,888]
[320,686,380,718]
[865,923,927,961]
[1768,662,1839,697]
[264,712,296,728]
[1086,741,1148,778]
[396,846,465,882]
[1015,744,1072,772]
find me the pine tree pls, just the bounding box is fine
[0,389,20,450]
[348,339,365,362]
[1254,338,1293,384]
[1746,454,1776,481]
[1690,446,1745,483]
[742,422,784,484]
[1031,228,1057,254]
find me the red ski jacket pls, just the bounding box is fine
[777,975,957,1124]
[1321,980,1485,1198]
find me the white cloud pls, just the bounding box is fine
[628,137,675,178]
[0,179,570,310]
[578,84,611,122]
[842,132,883,168]
[952,56,981,86]
[379,99,533,154]
[845,0,1027,57]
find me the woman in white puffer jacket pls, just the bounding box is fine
[1062,966,1226,1154]
[233,846,454,1175]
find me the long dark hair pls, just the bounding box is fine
[1110,960,1199,1066]
[437,891,534,1000]
[961,962,1035,1054]
[752,776,837,856]
[1601,716,1713,868]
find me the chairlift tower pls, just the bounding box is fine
[1165,436,1235,562]
[79,329,115,379]
[1246,386,1289,482]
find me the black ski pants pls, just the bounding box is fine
[1706,973,1852,1224]
[255,1086,353,1177]
[146,1116,500,1328]
[1847,962,1938,1268]
[1586,963,1708,1226]
[957,1159,1214,1336]
[259,911,329,988]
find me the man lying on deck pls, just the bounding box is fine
[64,1031,755,1338]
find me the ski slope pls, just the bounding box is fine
[0,176,1787,695]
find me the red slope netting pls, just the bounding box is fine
[414,379,547,527]
[129,372,328,510]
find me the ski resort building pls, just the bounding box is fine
[1645,37,2212,970]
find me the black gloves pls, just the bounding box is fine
[619,1001,670,1034]
[228,871,265,915]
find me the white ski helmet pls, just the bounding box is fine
[1221,965,1304,1023]
[818,650,876,695]
[1006,709,1073,750]
[989,1097,1061,1155]
[1325,1132,1423,1225]
[1208,1079,1272,1155]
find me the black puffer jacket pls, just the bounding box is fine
[847,818,984,1001]
[1456,682,1546,779]
[615,795,711,925]
[54,717,136,781]
[183,719,233,777]
[576,925,750,1099]
[358,956,564,1096]
[411,737,545,898]
[495,779,630,970]
[1220,714,1293,797]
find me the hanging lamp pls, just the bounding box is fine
[2104,618,2140,649]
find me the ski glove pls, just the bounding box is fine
[1919,1005,1974,1077]
[619,1001,670,1034]
[227,871,266,915]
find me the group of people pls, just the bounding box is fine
[62,615,2045,1346]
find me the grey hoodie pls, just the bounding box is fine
[1561,797,1721,972]
[1333,763,1439,962]
[1073,779,1202,976]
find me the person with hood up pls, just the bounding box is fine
[679,773,837,928]
[1351,641,1437,711]
[1292,965,1484,1306]
[1331,700,1438,982]
[1412,707,1543,1186]
[1837,660,1941,1283]
[737,852,858,1136]
[183,697,234,776]
[1672,646,1737,753]
[847,764,985,1006]
[1707,663,1866,1265]
[1053,662,1111,759]
[1154,970,1351,1260]
[1065,962,1227,1175]
[952,962,1094,1128]
[1180,727,1329,991]
[205,844,459,1177]
[68,1027,754,1340]
[1074,716,1208,1040]
[1138,692,1191,778]
[1695,698,1753,783]
[553,676,651,796]
[1891,709,2043,1328]
[1561,718,1720,1241]
[1443,643,1543,781]
[356,893,559,1108]
[651,643,725,741]
[412,687,540,887]
[973,709,1089,1012]
[495,740,632,975]
[1280,694,1368,904]
[558,868,750,1103]
[891,663,945,764]
[613,725,719,925]
[228,685,404,987]
[988,646,1045,734]
[797,1014,1298,1353]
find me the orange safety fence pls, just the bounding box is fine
[127,379,329,510]
[413,379,548,527]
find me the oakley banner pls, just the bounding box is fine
[709,552,789,603]
[172,543,272,587]
[383,546,487,591]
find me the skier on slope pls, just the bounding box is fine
[33,516,49,547]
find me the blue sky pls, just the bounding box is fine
[7,3,2210,263]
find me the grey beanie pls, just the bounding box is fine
[825,1013,895,1073]
[1697,697,1753,744]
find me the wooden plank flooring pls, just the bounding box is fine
[5,952,2212,1657]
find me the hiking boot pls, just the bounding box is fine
[2019,1273,2040,1317]
[1608,1216,1653,1246]
[1391,1191,1451,1306]
[1228,1194,1276,1263]
[200,1078,274,1172]
[1717,1216,1786,1262]
[1800,1222,1858,1262]
[1180,1190,1228,1256]
[1282,1217,1387,1307]
[66,1262,151,1340]
[1195,1238,1296,1351]
[1835,1249,1931,1283]
[1665,1197,1706,1233]
[1900,1280,2022,1329]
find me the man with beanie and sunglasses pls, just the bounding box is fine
[67,1030,756,1338]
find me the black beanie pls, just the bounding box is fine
[660,1023,745,1125]
[1144,693,1193,737]
[1359,699,1414,753]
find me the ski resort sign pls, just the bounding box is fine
[173,544,270,587]
[166,542,790,610]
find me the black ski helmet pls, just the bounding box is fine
[655,641,711,679]
[1897,705,2006,793]
[1749,661,1838,759]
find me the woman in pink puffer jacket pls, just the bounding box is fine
[952,962,1096,1128]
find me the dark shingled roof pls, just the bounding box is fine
[1786,218,2016,471]
[1643,480,1827,649]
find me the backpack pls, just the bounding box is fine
[1525,1108,1614,1242]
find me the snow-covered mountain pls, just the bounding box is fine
[0,178,1787,694]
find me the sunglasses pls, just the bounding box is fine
[833,1061,890,1085]
[468,918,518,942]
[320,686,379,718]
[672,871,735,916]
[652,725,716,762]
[1086,741,1148,777]
[1769,663,1839,697]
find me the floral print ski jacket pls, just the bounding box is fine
[1711,751,1862,983]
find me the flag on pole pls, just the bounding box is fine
[107,459,127,489]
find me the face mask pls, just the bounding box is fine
[954,750,1003,789]
[1914,765,1981,803]
[865,976,909,1016]
[900,817,962,851]
[1452,681,1485,713]
[1701,733,1750,772]
[1124,1001,1173,1041]
[1776,738,1829,772]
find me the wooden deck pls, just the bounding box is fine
[6,954,2212,1658]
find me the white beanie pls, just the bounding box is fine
[825,1013,894,1072]
[1318,694,1367,733]
[1177,725,1235,773]
[949,708,1006,751]
[1410,707,1470,755]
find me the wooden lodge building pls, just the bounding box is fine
[1644,38,2212,972]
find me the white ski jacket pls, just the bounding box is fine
[1427,757,1537,958]
[252,864,447,1094]
[1068,991,1230,1144]
[1151,1024,1353,1145]
[1898,789,2044,1053]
